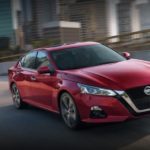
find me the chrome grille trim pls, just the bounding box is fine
[116,91,150,113]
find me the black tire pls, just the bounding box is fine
[60,92,81,129]
[11,83,27,109]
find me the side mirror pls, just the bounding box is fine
[122,52,131,59]
[38,66,55,74]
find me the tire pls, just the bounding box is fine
[11,83,27,109]
[60,92,81,129]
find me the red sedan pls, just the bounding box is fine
[8,42,150,129]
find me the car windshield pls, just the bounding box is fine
[50,44,126,70]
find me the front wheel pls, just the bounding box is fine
[60,92,81,129]
[11,83,27,109]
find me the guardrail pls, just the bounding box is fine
[0,53,23,63]
[98,29,150,50]
[0,29,150,62]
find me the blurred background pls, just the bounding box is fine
[0,0,150,59]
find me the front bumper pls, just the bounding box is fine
[75,93,150,123]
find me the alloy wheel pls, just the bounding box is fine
[60,93,80,129]
[11,84,22,108]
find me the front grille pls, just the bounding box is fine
[126,86,150,110]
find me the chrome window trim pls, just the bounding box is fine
[116,91,150,113]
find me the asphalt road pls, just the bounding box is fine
[0,50,150,150]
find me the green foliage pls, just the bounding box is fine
[31,39,60,48]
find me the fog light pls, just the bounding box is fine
[91,106,103,111]
[90,106,107,118]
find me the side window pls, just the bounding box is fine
[35,51,50,69]
[22,51,37,69]
[20,56,25,66]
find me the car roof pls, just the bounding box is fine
[36,41,99,52]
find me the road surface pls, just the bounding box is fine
[0,50,150,150]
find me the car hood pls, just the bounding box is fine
[60,59,150,90]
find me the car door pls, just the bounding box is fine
[16,51,37,101]
[29,50,58,108]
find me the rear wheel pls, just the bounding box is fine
[60,92,81,129]
[11,83,26,109]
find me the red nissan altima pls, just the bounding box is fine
[8,42,150,129]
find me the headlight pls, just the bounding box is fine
[77,83,116,96]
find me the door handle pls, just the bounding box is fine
[16,69,22,75]
[31,76,36,81]
[16,71,20,75]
